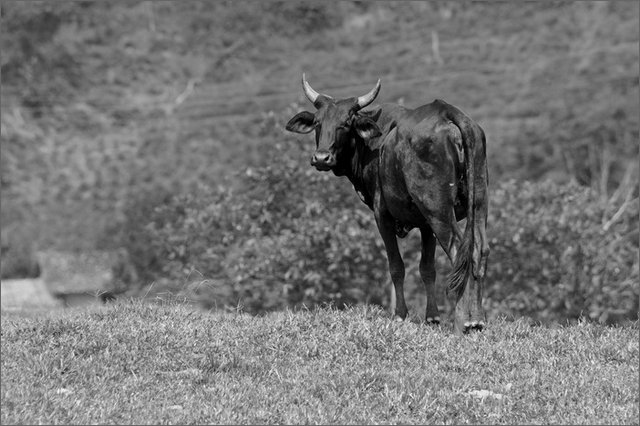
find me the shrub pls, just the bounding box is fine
[0,226,41,279]
[136,135,390,312]
[484,179,639,324]
[134,168,638,325]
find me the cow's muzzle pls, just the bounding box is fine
[310,150,335,171]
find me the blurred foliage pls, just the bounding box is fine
[0,226,41,279]
[484,180,638,325]
[1,2,638,324]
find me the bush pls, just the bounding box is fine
[133,167,638,325]
[485,179,638,324]
[134,134,390,312]
[0,226,41,279]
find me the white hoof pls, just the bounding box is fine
[463,321,485,331]
[426,316,441,325]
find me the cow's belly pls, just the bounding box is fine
[380,157,463,236]
[386,193,424,224]
[391,206,424,238]
[381,183,427,237]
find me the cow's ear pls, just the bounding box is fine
[354,116,382,145]
[359,107,382,122]
[285,111,316,134]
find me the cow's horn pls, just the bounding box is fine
[302,73,320,104]
[356,79,381,109]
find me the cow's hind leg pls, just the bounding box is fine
[375,211,407,320]
[454,274,485,334]
[419,228,440,325]
[451,223,485,334]
[413,202,483,334]
[430,218,484,335]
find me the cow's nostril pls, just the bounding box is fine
[312,151,332,164]
[311,151,334,171]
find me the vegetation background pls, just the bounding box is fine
[1,1,638,324]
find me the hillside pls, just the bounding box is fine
[1,302,638,424]
[1,1,638,251]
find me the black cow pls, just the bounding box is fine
[286,74,489,334]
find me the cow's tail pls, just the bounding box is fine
[446,106,489,299]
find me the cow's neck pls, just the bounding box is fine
[341,136,379,210]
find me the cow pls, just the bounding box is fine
[285,74,489,334]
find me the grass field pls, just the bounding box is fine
[1,301,638,424]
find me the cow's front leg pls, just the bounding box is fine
[375,211,407,320]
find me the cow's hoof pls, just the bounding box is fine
[394,315,405,322]
[425,316,441,325]
[463,321,485,333]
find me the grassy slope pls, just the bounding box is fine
[2,302,638,424]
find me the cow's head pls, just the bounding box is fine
[286,74,382,173]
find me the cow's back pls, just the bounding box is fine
[377,100,462,163]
